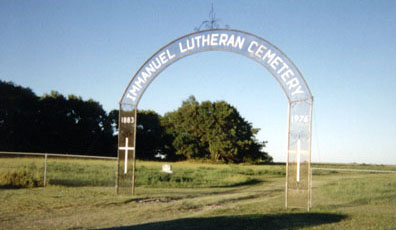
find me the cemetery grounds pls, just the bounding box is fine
[0,157,395,230]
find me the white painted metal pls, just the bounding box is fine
[118,29,314,208]
[297,139,301,183]
[118,137,135,174]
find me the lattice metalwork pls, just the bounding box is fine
[116,104,137,194]
[286,99,313,209]
[117,29,313,210]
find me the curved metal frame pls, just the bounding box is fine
[117,28,313,210]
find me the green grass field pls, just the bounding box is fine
[1,157,396,230]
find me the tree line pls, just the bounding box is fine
[0,81,272,163]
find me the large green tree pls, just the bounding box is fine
[0,81,115,156]
[161,96,207,160]
[162,96,272,163]
[38,92,114,155]
[135,110,165,160]
[1,81,272,163]
[0,81,41,152]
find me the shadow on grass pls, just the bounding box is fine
[99,213,346,230]
[48,179,114,187]
[47,178,261,188]
[0,185,23,189]
[217,178,263,188]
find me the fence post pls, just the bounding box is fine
[43,154,47,187]
[309,167,312,210]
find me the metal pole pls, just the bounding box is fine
[308,98,314,211]
[285,102,291,209]
[43,154,47,187]
[116,104,121,194]
[132,150,136,195]
[309,168,313,210]
[131,107,137,195]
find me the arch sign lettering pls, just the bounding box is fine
[117,29,313,210]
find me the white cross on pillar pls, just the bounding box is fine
[288,141,308,184]
[296,139,301,183]
[119,137,135,175]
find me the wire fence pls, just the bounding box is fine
[0,151,117,160]
[310,166,396,209]
[2,152,395,210]
[312,167,396,174]
[0,151,117,188]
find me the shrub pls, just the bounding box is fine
[0,168,44,188]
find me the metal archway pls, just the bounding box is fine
[117,29,313,210]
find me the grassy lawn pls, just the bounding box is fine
[1,157,396,229]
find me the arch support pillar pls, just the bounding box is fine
[116,104,137,194]
[117,29,313,210]
[286,98,313,210]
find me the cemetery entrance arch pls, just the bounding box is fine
[117,29,313,210]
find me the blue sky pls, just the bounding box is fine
[1,0,395,164]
